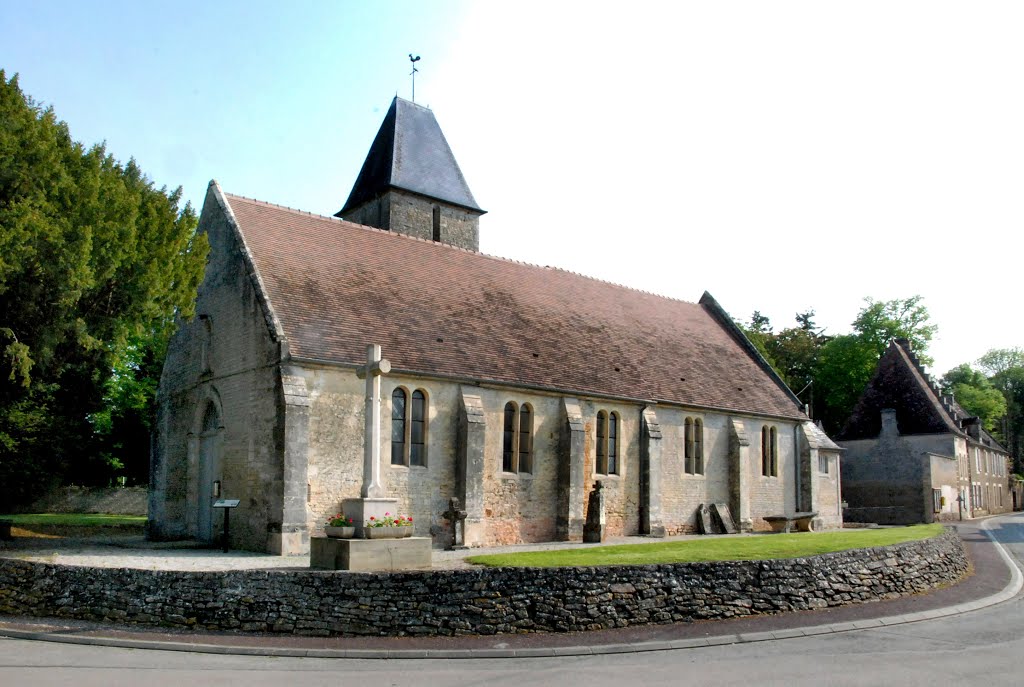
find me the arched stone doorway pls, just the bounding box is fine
[197,402,222,543]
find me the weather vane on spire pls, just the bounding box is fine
[409,54,421,103]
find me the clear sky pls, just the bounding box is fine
[3,1,1021,377]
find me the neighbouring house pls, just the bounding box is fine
[148,97,843,554]
[836,338,1011,524]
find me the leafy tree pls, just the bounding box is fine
[814,334,880,432]
[851,295,937,363]
[0,71,208,506]
[764,310,824,403]
[940,364,1007,433]
[978,348,1024,378]
[978,348,1024,473]
[749,311,772,334]
[739,312,778,372]
[737,300,937,434]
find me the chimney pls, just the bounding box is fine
[880,409,898,438]
[962,416,982,440]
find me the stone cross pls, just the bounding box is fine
[442,497,468,550]
[583,481,606,543]
[356,344,391,499]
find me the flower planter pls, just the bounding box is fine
[325,526,356,539]
[364,526,412,539]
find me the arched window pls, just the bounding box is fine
[503,402,517,473]
[596,410,619,475]
[201,402,219,434]
[391,387,428,467]
[685,417,704,475]
[391,388,406,465]
[410,390,426,467]
[694,418,704,474]
[761,425,778,477]
[199,315,212,374]
[608,412,619,475]
[519,404,533,474]
[501,401,533,474]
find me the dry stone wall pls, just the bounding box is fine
[21,486,148,516]
[0,530,967,637]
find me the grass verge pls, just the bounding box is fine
[0,513,146,528]
[466,523,945,568]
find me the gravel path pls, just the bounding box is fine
[0,532,724,572]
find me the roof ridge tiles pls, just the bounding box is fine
[223,191,698,307]
[540,265,698,305]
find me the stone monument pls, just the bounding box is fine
[583,481,606,543]
[342,344,399,538]
[442,497,468,550]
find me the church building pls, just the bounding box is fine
[149,97,843,554]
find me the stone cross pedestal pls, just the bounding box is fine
[442,497,468,550]
[344,344,397,537]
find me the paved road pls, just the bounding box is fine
[3,515,1024,686]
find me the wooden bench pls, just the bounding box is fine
[763,512,818,533]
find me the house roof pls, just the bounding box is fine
[837,339,1008,452]
[802,421,842,452]
[216,188,806,420]
[337,97,483,216]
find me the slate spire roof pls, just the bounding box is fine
[337,97,484,217]
[212,185,806,420]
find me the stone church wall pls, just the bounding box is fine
[343,191,479,251]
[571,398,641,540]
[343,194,389,230]
[299,363,819,547]
[657,410,800,533]
[475,388,562,545]
[746,419,797,529]
[302,370,574,547]
[151,189,283,552]
[388,189,479,251]
[814,453,843,528]
[655,407,724,534]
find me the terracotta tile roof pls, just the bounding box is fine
[222,191,805,419]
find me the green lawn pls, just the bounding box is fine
[0,513,146,528]
[466,524,945,568]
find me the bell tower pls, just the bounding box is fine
[337,97,485,251]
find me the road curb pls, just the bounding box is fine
[1,520,1021,659]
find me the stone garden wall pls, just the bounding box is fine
[21,486,148,516]
[0,529,967,637]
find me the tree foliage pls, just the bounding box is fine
[975,348,1024,473]
[0,71,208,506]
[740,296,938,434]
[851,296,937,363]
[940,364,1007,433]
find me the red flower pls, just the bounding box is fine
[370,516,376,521]
[407,516,413,522]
